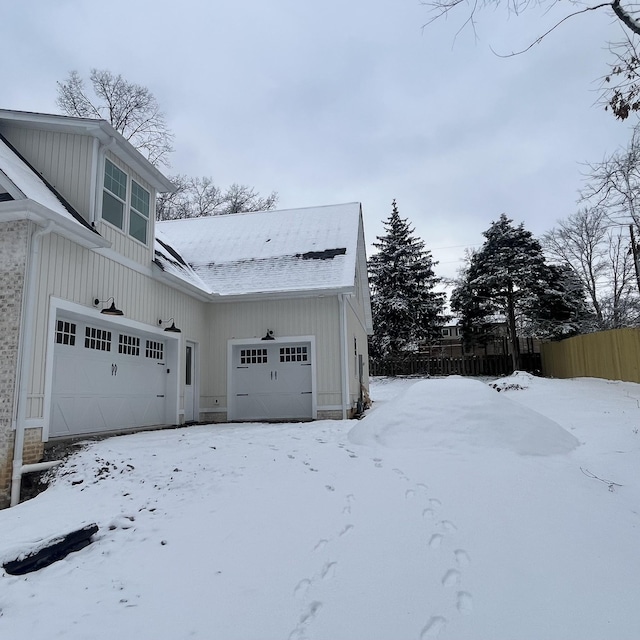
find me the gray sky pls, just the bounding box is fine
[2,0,635,279]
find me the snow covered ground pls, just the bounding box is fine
[1,373,639,640]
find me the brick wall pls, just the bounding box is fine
[0,220,29,508]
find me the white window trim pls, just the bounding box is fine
[101,157,151,247]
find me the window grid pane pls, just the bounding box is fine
[131,181,150,218]
[240,348,268,364]
[118,334,140,356]
[279,346,308,362]
[146,340,164,360]
[55,320,76,346]
[84,326,111,351]
[104,159,127,200]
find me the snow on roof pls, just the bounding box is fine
[0,135,85,226]
[157,203,362,296]
[154,229,212,294]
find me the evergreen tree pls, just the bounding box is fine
[368,200,445,359]
[451,214,587,369]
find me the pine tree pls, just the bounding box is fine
[451,214,586,370]
[368,200,445,359]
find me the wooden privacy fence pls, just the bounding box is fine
[541,328,640,383]
[370,352,541,378]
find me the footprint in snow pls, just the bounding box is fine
[441,569,461,588]
[313,539,328,552]
[339,524,354,537]
[454,549,470,567]
[405,489,416,500]
[321,561,337,580]
[456,591,474,616]
[294,578,311,598]
[420,616,447,639]
[428,534,444,550]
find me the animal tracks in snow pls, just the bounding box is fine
[288,493,356,639]
[383,473,474,639]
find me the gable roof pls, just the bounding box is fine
[157,203,363,298]
[0,133,94,231]
[0,109,175,193]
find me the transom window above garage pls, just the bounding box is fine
[85,327,111,351]
[102,158,151,245]
[280,346,308,362]
[56,320,76,346]
[240,348,267,364]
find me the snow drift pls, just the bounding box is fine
[349,377,579,455]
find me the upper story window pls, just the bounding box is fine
[102,159,127,228]
[102,158,151,245]
[130,181,150,244]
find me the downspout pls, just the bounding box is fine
[88,137,100,226]
[11,220,61,507]
[338,294,350,420]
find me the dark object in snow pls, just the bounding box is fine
[3,524,98,575]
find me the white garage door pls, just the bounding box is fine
[232,342,313,421]
[50,317,169,438]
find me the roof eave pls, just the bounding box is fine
[0,199,110,249]
[0,109,176,193]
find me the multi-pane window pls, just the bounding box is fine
[102,159,127,229]
[102,159,151,245]
[119,334,140,356]
[145,340,164,360]
[279,346,308,362]
[240,348,268,364]
[85,327,112,351]
[129,180,150,244]
[56,320,76,346]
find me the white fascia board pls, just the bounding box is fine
[0,199,110,249]
[0,110,175,194]
[151,263,214,302]
[211,286,355,304]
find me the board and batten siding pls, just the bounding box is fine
[95,151,156,266]
[206,296,343,412]
[25,231,209,422]
[0,125,94,221]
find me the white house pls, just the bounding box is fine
[0,109,372,508]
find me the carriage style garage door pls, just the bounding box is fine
[231,341,313,421]
[50,316,170,438]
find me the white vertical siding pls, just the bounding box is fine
[0,125,94,220]
[206,297,343,410]
[26,232,208,419]
[96,151,155,266]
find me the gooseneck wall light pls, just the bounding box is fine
[94,297,124,316]
[159,318,182,333]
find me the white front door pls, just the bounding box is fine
[230,341,313,421]
[50,317,170,438]
[184,341,197,423]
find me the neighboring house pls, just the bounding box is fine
[0,109,372,508]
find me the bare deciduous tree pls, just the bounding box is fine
[543,207,639,328]
[422,0,640,119]
[156,177,278,220]
[57,69,174,167]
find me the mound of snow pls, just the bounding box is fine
[350,377,579,455]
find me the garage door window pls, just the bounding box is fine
[56,320,76,346]
[85,327,112,351]
[119,334,140,356]
[240,348,267,364]
[146,340,164,360]
[280,346,308,362]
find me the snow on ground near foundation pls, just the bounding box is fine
[1,373,639,640]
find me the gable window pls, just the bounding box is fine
[102,158,151,245]
[102,159,127,229]
[130,180,150,244]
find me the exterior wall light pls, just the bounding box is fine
[94,297,124,316]
[159,318,182,333]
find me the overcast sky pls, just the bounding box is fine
[2,0,635,279]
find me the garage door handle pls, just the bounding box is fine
[157,395,165,398]
[301,391,312,395]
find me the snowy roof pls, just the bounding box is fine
[157,203,362,297]
[154,229,213,294]
[0,134,90,229]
